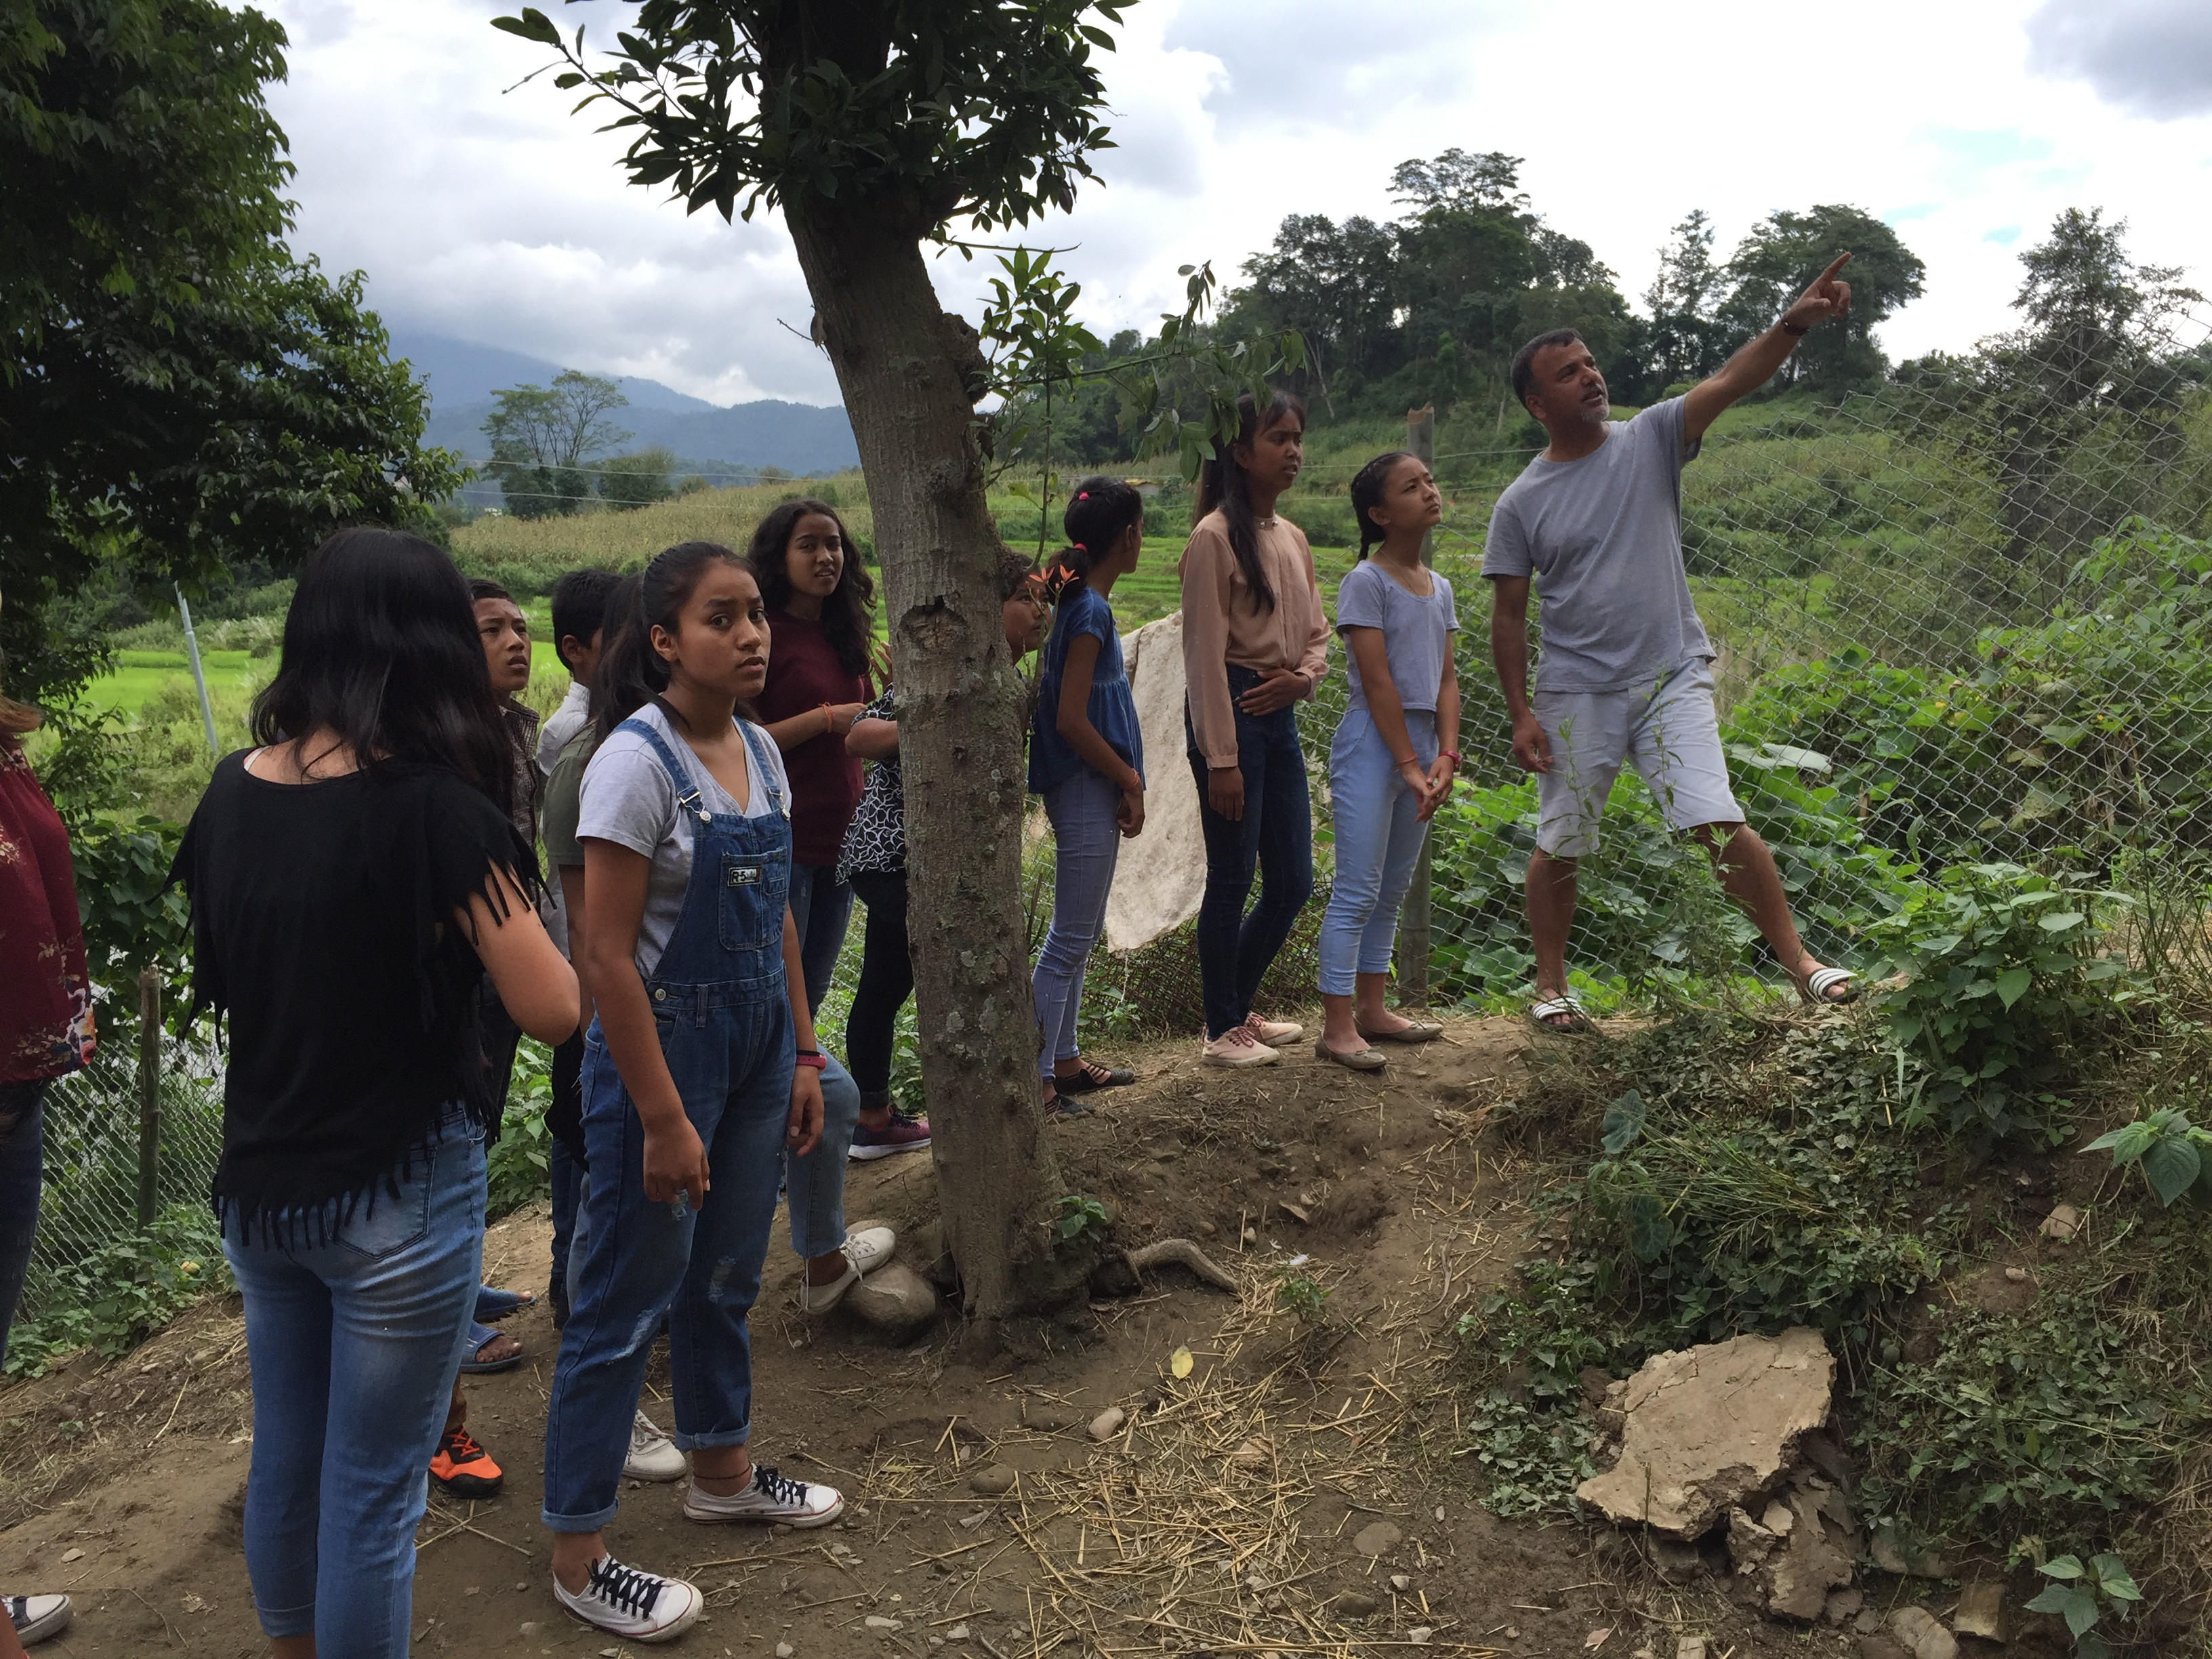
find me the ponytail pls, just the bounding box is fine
[591,542,747,743]
[1042,476,1145,605]
[1192,389,1305,614]
[1350,450,1415,561]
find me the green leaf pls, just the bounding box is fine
[2039,1555,2085,1581]
[2038,911,2085,930]
[1599,1089,1646,1155]
[1993,966,2032,1008]
[2091,1555,2141,1600]
[2142,1134,2202,1206]
[491,8,562,44]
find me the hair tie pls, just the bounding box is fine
[1070,542,1088,554]
[1076,491,1090,500]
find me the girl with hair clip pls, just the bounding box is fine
[1030,478,1147,1113]
[1314,452,1461,1071]
[542,542,843,1645]
[169,529,579,1659]
[1179,391,1332,1068]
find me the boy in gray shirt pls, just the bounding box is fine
[1483,253,1862,1029]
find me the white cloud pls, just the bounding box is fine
[2026,0,2212,121]
[262,0,2212,409]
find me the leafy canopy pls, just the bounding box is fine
[493,1,1125,238]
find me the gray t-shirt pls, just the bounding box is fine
[1334,561,1458,715]
[1481,396,1713,693]
[576,701,792,977]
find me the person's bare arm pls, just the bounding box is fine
[1425,649,1462,821]
[582,838,710,1206]
[846,716,899,761]
[764,703,864,753]
[458,867,578,1042]
[1683,253,1853,445]
[781,908,824,1156]
[1488,576,1550,775]
[1055,630,1145,836]
[1344,626,1432,813]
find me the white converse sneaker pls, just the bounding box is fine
[552,1554,702,1643]
[800,1259,860,1313]
[683,1463,845,1527]
[1200,1026,1279,1068]
[1242,1012,1305,1047]
[7,1593,73,1647]
[626,1410,688,1482]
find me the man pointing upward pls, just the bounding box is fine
[1484,253,1860,1029]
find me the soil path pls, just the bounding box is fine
[0,1015,1847,1658]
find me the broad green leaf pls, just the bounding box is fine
[1599,1090,1646,1155]
[1993,967,2032,1008]
[2038,912,2085,930]
[2142,1135,2202,1206]
[2039,1555,2085,1580]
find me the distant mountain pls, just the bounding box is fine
[389,330,860,497]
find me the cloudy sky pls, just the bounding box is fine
[267,0,2212,407]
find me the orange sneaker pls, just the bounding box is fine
[430,1425,504,1498]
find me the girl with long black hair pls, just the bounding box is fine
[1179,390,1332,1067]
[1031,478,1147,1111]
[541,542,842,1644]
[171,528,579,1659]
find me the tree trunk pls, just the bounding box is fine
[786,202,1074,1324]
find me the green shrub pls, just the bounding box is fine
[487,1038,556,1221]
[3,1203,229,1378]
[1866,862,2136,1137]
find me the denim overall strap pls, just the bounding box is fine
[612,715,792,1021]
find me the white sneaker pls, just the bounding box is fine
[626,1410,688,1482]
[683,1463,846,1528]
[845,1224,896,1274]
[7,1593,72,1647]
[1201,1027,1279,1068]
[800,1260,860,1313]
[552,1554,702,1643]
[1242,1012,1304,1047]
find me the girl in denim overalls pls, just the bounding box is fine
[541,544,844,1643]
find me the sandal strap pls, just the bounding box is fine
[1805,967,1856,997]
[1529,996,1583,1018]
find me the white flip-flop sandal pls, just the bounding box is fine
[1528,994,1591,1033]
[1799,966,1858,1006]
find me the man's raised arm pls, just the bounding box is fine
[1682,253,1853,445]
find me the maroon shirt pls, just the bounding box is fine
[1,737,94,1084]
[758,608,871,867]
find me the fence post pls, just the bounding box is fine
[1394,405,1438,1005]
[136,966,162,1227]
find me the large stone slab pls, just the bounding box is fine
[1577,1328,1835,1537]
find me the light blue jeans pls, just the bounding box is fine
[1319,708,1438,996]
[1033,768,1124,1078]
[222,1103,487,1658]
[786,1052,860,1257]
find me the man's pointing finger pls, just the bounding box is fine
[1818,251,1853,285]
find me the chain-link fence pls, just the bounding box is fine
[17,1010,225,1326]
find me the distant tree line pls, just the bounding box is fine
[1019,149,1930,459]
[478,371,716,518]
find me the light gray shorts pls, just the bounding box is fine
[1532,658,1744,858]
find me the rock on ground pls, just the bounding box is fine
[1950,1581,2005,1642]
[844,1263,941,1338]
[1576,1327,1835,1537]
[1724,1476,1857,1621]
[1886,1605,1959,1659]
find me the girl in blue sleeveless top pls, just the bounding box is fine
[542,544,842,1643]
[1030,478,1147,1113]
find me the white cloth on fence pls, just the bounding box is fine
[1103,612,1208,952]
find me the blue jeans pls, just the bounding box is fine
[549,1136,580,1302]
[1033,769,1123,1076]
[1319,709,1437,996]
[0,1082,45,1366]
[222,1105,487,1656]
[785,1052,861,1257]
[1186,669,1316,1040]
[544,1000,794,1531]
[783,862,862,1256]
[787,862,854,1017]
